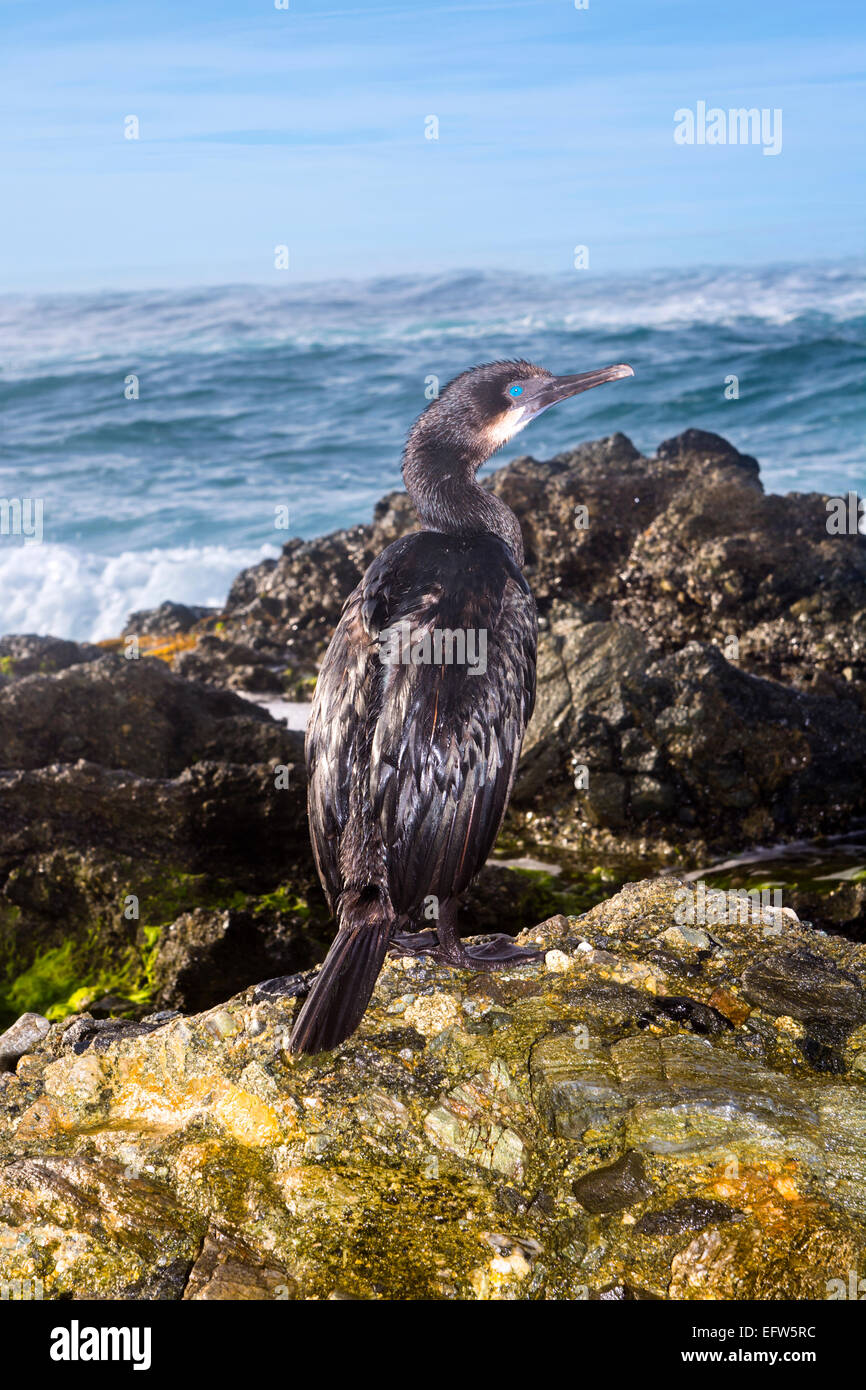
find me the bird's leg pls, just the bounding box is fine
[387,907,443,958]
[435,900,541,970]
[390,901,540,970]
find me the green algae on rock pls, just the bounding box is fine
[1,877,864,1300]
[0,654,330,1027]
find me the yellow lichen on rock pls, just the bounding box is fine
[1,877,865,1300]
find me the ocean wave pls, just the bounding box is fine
[0,542,279,643]
[1,263,863,375]
[1,261,862,644]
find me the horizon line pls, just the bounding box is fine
[1,253,863,304]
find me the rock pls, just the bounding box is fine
[668,1216,860,1301]
[172,634,291,694]
[15,428,850,874]
[87,993,139,1018]
[572,1149,654,1213]
[0,1155,203,1299]
[214,426,863,676]
[2,428,863,1024]
[0,654,294,777]
[0,644,588,1028]
[0,1013,50,1070]
[0,758,306,882]
[182,1228,293,1301]
[0,634,103,684]
[123,601,218,636]
[0,429,862,1299]
[637,995,734,1036]
[0,757,327,1026]
[620,642,866,841]
[0,654,326,1028]
[780,879,866,945]
[152,907,325,1014]
[2,878,864,1300]
[629,775,677,819]
[530,1034,627,1139]
[187,429,866,733]
[592,1282,662,1300]
[520,628,866,850]
[582,773,629,830]
[60,1015,171,1055]
[635,1196,741,1237]
[619,437,866,692]
[1,428,864,1074]
[741,948,866,1028]
[662,924,712,951]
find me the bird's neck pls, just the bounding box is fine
[402,445,524,566]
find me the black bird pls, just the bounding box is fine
[290,358,633,1054]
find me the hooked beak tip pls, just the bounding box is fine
[578,363,634,386]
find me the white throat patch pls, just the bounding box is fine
[485,406,528,448]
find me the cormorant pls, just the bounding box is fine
[290,358,633,1054]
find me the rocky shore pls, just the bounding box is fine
[1,878,865,1300]
[0,427,864,1298]
[1,428,863,1031]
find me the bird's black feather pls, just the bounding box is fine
[306,531,536,920]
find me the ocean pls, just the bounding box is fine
[1,261,863,643]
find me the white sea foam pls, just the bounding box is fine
[0,541,279,643]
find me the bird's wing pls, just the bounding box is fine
[366,542,537,915]
[307,532,537,919]
[305,587,374,913]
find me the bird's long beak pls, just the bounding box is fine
[520,363,634,420]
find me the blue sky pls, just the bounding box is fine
[1,0,863,290]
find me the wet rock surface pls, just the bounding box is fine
[1,878,864,1300]
[635,1195,741,1237]
[0,655,327,1026]
[742,948,866,1028]
[0,433,863,1061]
[572,1149,654,1213]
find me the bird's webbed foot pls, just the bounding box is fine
[389,922,540,972]
[388,929,444,958]
[252,973,310,1001]
[442,934,541,971]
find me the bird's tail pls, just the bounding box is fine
[289,886,394,1055]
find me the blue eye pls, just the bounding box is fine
[509,385,524,397]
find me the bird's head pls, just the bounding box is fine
[402,356,634,562]
[404,358,634,475]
